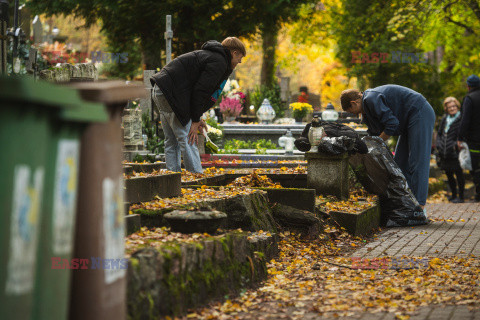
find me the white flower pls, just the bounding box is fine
[222,79,232,93]
[230,79,240,90]
[222,79,241,95]
[207,124,222,137]
[226,90,241,100]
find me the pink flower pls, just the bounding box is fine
[219,97,244,117]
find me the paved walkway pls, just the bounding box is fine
[347,202,480,320]
[195,203,480,320]
[353,203,480,258]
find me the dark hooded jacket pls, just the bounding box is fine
[458,87,480,146]
[361,85,431,137]
[150,41,232,126]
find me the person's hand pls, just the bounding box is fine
[188,121,201,145]
[379,131,390,141]
[457,141,464,150]
[199,119,208,132]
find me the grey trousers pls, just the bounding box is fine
[152,85,203,173]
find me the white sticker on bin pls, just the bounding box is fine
[6,165,44,295]
[52,139,80,255]
[103,177,126,284]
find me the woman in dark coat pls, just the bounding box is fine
[436,97,465,203]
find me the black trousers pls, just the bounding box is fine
[445,169,465,198]
[470,151,480,196]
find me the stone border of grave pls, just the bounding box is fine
[123,162,166,173]
[202,161,306,168]
[185,185,317,213]
[39,63,98,83]
[255,187,316,212]
[133,190,278,233]
[181,174,226,187]
[224,172,307,188]
[125,172,181,203]
[201,154,305,162]
[316,200,381,236]
[127,231,279,318]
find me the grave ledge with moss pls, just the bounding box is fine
[127,231,278,319]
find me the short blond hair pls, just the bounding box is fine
[221,37,246,56]
[340,89,362,111]
[443,96,461,111]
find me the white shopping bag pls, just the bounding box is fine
[459,142,472,171]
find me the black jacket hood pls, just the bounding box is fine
[201,41,231,62]
[201,40,225,54]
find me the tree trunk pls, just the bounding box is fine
[260,20,279,88]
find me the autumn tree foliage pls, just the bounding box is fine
[27,0,260,70]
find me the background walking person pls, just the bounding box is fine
[436,97,465,203]
[458,74,480,201]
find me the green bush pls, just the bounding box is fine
[250,83,284,118]
[142,113,164,154]
[220,139,280,154]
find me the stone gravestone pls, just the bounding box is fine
[39,63,98,83]
[305,151,349,200]
[140,69,155,116]
[32,15,44,44]
[280,77,290,102]
[25,47,39,81]
[122,108,144,151]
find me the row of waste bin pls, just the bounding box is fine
[0,76,145,320]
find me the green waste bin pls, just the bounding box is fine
[32,85,108,320]
[0,76,108,320]
[0,76,65,320]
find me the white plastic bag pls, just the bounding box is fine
[459,142,472,171]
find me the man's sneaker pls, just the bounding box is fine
[451,198,465,203]
[475,194,480,202]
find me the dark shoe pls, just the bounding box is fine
[451,198,465,203]
[448,195,457,202]
[475,194,480,202]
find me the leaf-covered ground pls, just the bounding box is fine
[182,231,479,320]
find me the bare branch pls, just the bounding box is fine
[445,16,476,34]
[464,0,480,22]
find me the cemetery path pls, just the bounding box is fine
[191,202,480,320]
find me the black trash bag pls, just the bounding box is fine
[317,136,356,155]
[294,122,368,154]
[349,136,428,227]
[294,136,311,152]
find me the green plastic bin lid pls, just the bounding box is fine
[0,76,108,123]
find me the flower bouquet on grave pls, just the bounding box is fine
[219,96,244,122]
[289,102,313,121]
